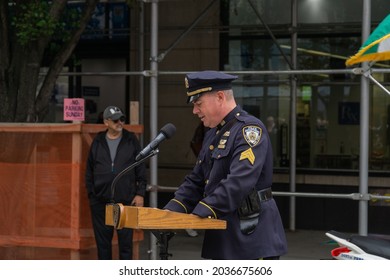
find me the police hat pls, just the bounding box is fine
[185,70,238,103]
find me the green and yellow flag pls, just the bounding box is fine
[346,14,390,66]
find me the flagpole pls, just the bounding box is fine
[365,72,390,95]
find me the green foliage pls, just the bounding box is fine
[12,1,59,46]
[54,5,82,42]
[11,1,85,46]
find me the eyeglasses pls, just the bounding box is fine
[111,116,126,123]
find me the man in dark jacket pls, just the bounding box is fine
[86,106,147,260]
[164,71,287,259]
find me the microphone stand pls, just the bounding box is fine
[108,148,176,260]
[110,149,159,203]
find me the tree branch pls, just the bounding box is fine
[35,0,99,119]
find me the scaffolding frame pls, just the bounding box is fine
[147,0,377,259]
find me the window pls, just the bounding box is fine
[221,0,390,170]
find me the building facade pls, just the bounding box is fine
[54,0,390,233]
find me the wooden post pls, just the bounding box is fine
[70,124,82,259]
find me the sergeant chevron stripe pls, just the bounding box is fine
[239,147,255,165]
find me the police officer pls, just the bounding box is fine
[164,70,287,259]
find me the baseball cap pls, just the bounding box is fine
[103,106,125,120]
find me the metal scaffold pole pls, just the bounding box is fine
[149,0,159,260]
[358,0,371,236]
[289,0,298,232]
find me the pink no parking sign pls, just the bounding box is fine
[63,98,85,121]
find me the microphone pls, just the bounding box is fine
[136,123,176,161]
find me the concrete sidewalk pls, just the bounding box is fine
[139,229,335,260]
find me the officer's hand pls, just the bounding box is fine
[131,195,144,207]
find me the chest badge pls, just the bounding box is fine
[243,126,262,147]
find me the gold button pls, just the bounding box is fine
[205,179,209,184]
[209,145,214,150]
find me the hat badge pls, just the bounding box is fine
[185,77,189,89]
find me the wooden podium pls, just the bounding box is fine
[105,204,226,259]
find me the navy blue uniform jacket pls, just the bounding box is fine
[164,106,287,259]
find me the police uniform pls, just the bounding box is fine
[164,71,287,260]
